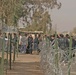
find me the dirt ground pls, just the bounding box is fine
[6,53,44,75]
[1,52,76,75]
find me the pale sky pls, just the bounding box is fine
[51,0,76,33]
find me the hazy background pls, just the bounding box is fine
[51,0,76,33]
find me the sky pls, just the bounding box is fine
[51,0,76,33]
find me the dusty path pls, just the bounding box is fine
[7,54,44,75]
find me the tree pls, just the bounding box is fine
[0,0,24,27]
[0,0,61,34]
[20,0,61,34]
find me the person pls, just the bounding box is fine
[38,34,43,53]
[58,34,69,63]
[50,35,55,46]
[71,36,76,57]
[65,34,70,48]
[20,34,28,53]
[0,33,2,51]
[12,33,17,46]
[72,36,76,49]
[58,34,69,50]
[18,33,22,52]
[33,34,39,54]
[5,36,8,52]
[28,35,33,54]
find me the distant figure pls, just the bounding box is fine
[58,34,69,50]
[65,34,70,48]
[5,36,8,51]
[20,34,28,53]
[33,34,39,54]
[38,34,43,52]
[28,35,33,54]
[12,33,17,46]
[58,34,69,62]
[0,33,2,51]
[19,33,22,52]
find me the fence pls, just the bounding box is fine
[0,33,19,75]
[40,36,76,75]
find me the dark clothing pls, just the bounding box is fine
[64,37,69,48]
[12,36,17,46]
[28,36,33,54]
[34,37,39,50]
[34,37,39,44]
[58,37,69,50]
[28,37,33,46]
[72,38,76,49]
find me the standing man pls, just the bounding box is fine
[0,33,2,51]
[19,33,22,52]
[33,34,39,54]
[21,33,28,54]
[28,35,33,54]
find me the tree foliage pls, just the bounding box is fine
[0,0,61,34]
[22,0,61,9]
[0,0,24,26]
[21,0,61,34]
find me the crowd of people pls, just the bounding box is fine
[19,33,42,54]
[49,34,76,50]
[0,32,76,56]
[19,33,76,55]
[0,33,42,54]
[49,34,76,62]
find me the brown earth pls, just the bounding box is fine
[6,53,44,75]
[1,52,76,75]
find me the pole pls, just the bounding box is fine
[6,33,9,69]
[13,40,15,63]
[54,31,59,75]
[68,35,72,75]
[0,33,5,75]
[0,4,5,74]
[16,34,19,58]
[13,33,17,63]
[9,33,12,70]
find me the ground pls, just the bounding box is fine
[0,52,76,75]
[6,53,44,75]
